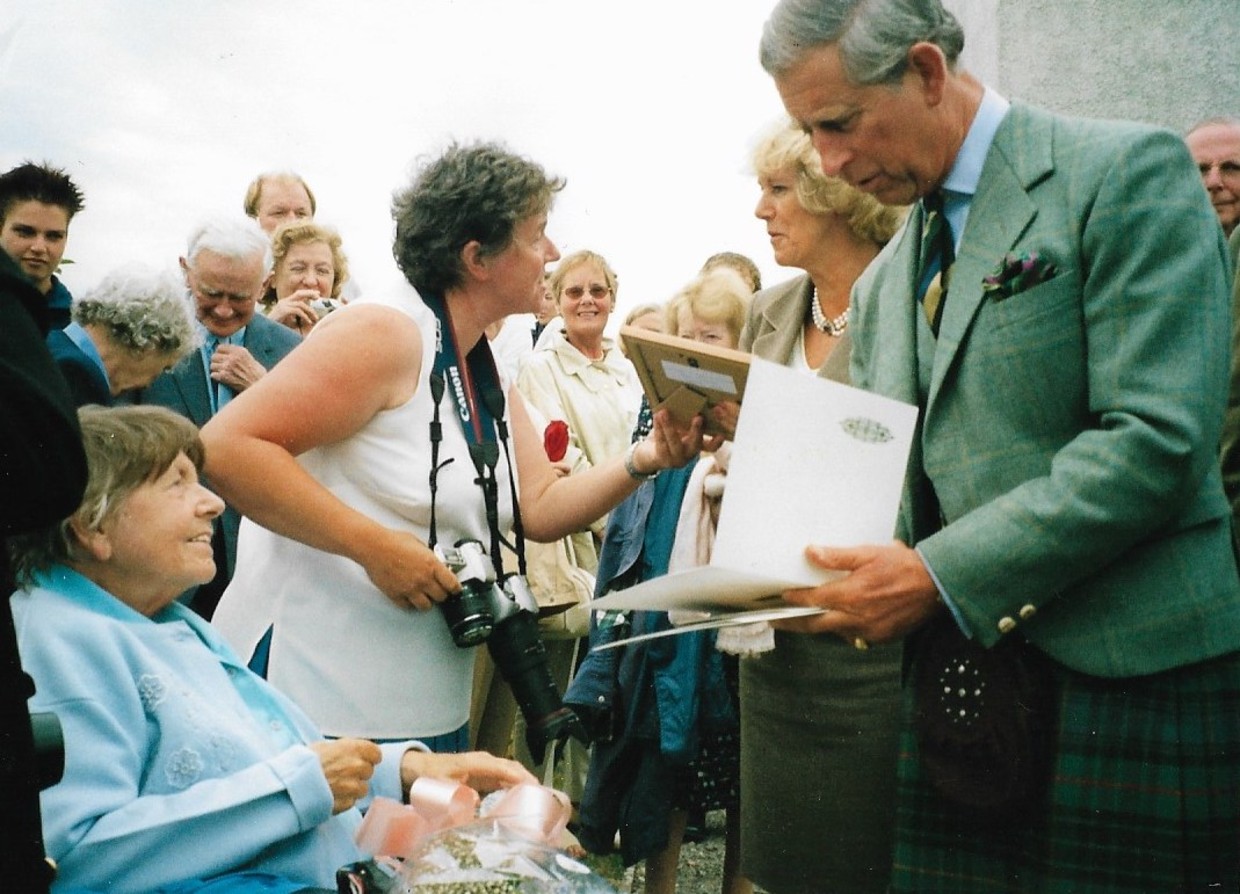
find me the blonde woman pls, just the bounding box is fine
[736,118,907,894]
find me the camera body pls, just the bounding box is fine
[434,540,497,647]
[434,539,585,763]
[309,297,340,318]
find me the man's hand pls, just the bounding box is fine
[210,344,269,393]
[400,749,537,795]
[310,738,382,814]
[775,540,943,644]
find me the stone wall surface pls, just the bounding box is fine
[948,0,1240,132]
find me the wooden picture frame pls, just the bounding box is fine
[619,325,751,433]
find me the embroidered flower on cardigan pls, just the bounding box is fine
[137,674,167,712]
[165,747,204,788]
[982,252,1057,300]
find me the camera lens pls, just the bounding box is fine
[439,582,494,647]
[485,610,586,763]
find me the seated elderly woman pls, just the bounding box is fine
[46,265,198,407]
[8,404,533,894]
[260,221,350,335]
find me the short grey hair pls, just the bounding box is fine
[184,215,272,270]
[72,264,201,359]
[760,0,965,85]
[1186,116,1240,137]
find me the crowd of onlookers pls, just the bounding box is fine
[3,1,1240,891]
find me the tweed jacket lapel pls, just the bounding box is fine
[925,105,1053,413]
[862,218,924,408]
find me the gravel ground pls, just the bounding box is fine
[583,809,738,894]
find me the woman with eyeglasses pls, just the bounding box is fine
[517,250,643,479]
[202,143,704,756]
[512,250,643,786]
[260,221,351,336]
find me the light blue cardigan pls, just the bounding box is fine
[12,566,417,893]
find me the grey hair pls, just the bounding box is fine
[1186,116,1240,137]
[760,0,964,85]
[184,215,272,270]
[73,265,201,358]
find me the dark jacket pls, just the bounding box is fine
[566,463,736,864]
[46,328,111,408]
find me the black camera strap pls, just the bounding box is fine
[426,297,526,576]
[482,386,527,578]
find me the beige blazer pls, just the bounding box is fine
[741,273,851,385]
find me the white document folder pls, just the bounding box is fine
[590,357,917,617]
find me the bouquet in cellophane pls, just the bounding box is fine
[337,780,618,893]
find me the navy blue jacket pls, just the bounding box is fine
[566,463,736,864]
[47,328,111,408]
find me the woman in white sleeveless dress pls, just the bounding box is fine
[203,142,706,749]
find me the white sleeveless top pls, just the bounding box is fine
[213,286,516,739]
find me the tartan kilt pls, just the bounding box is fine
[892,648,1240,893]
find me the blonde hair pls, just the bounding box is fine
[752,119,906,245]
[548,250,618,307]
[243,171,317,218]
[623,302,664,327]
[268,220,349,301]
[664,267,752,346]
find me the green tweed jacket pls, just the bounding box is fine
[1220,228,1240,528]
[850,102,1240,677]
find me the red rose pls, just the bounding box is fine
[543,420,570,462]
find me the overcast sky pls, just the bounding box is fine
[1,1,795,330]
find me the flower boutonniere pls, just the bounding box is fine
[982,252,1057,300]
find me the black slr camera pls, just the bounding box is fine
[434,539,584,763]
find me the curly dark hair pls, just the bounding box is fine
[0,161,85,223]
[391,141,565,298]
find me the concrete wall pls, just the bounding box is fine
[946,0,1240,133]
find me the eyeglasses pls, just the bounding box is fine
[561,284,611,301]
[1198,160,1240,179]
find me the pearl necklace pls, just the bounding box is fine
[810,287,849,336]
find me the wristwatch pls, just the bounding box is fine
[624,441,659,481]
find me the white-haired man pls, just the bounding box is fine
[135,217,301,618]
[1186,116,1240,238]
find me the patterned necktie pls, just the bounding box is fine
[917,191,954,336]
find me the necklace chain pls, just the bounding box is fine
[810,287,849,336]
